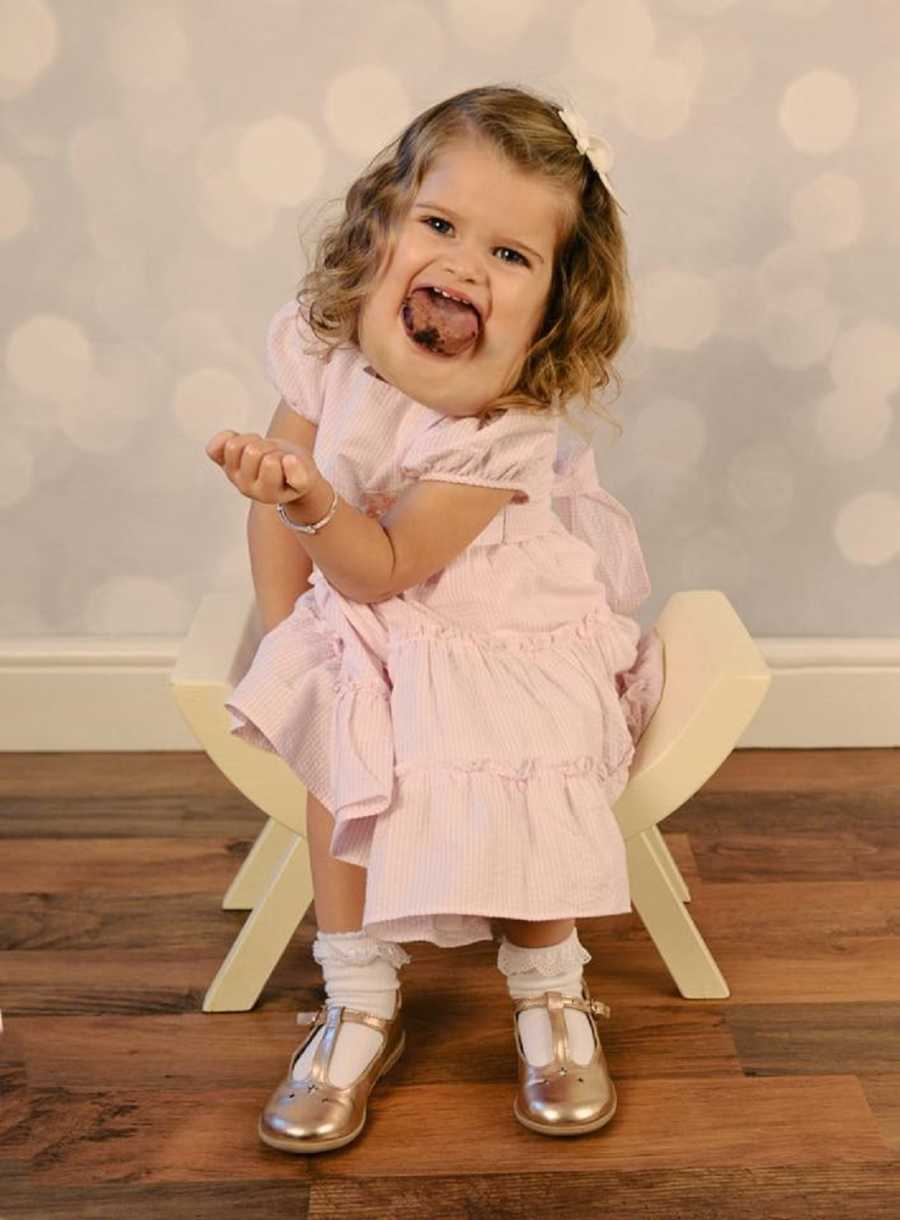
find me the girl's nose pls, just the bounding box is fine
[442,252,483,285]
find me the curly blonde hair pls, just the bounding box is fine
[291,83,633,438]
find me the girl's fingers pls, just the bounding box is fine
[233,436,287,496]
[222,432,251,476]
[205,430,237,463]
[238,439,263,484]
[259,450,287,494]
[208,431,306,504]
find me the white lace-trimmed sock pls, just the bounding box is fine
[496,927,596,1068]
[291,929,411,1088]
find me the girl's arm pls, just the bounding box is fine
[246,399,318,633]
[247,501,314,633]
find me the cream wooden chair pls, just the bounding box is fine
[170,585,771,1012]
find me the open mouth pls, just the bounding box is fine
[401,285,481,359]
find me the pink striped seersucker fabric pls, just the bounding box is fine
[224,300,664,948]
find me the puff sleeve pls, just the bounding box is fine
[399,408,558,504]
[264,300,328,425]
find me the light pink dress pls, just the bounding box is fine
[225,300,665,948]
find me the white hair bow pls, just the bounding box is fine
[557,106,625,213]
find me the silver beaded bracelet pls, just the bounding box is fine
[275,485,339,535]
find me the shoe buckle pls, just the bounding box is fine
[588,999,611,1018]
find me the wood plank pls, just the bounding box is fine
[0,840,255,895]
[19,1077,891,1189]
[2,747,897,1210]
[4,1164,900,1220]
[12,1005,741,1093]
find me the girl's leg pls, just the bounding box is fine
[498,917,574,947]
[305,789,367,931]
[292,790,411,1086]
[495,917,595,1066]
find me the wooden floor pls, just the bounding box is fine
[1,749,899,1218]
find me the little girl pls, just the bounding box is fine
[206,84,664,1153]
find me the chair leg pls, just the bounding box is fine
[222,816,297,911]
[203,831,314,1013]
[644,824,691,902]
[626,829,730,999]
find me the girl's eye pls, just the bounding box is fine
[421,216,529,267]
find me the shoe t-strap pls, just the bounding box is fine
[289,1005,330,1086]
[513,993,612,1020]
[339,1007,391,1034]
[292,998,399,1086]
[565,995,612,1019]
[513,989,612,1076]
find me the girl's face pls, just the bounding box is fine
[358,138,566,418]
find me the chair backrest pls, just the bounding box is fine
[614,589,772,840]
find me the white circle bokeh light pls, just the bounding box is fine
[323,67,411,161]
[53,342,163,455]
[194,124,278,248]
[834,492,900,567]
[617,49,697,140]
[571,0,656,86]
[0,0,59,99]
[779,69,859,155]
[237,116,325,208]
[828,319,900,398]
[635,267,720,350]
[6,314,94,403]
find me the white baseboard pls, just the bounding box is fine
[0,635,898,751]
[0,637,197,751]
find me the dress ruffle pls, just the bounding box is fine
[226,586,661,949]
[225,435,664,950]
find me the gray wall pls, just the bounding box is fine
[3,0,898,639]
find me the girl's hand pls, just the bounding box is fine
[205,430,319,505]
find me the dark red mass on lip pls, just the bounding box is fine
[402,286,480,357]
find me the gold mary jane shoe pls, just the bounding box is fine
[258,994,406,1154]
[511,983,617,1137]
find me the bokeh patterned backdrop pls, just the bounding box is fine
[2,0,899,640]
